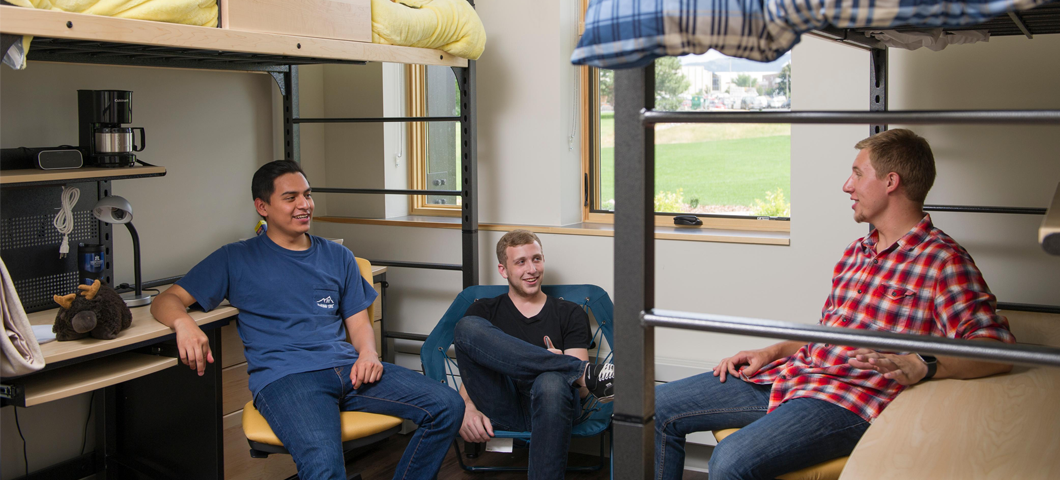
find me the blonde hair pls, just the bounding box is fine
[496,230,542,265]
[854,129,936,204]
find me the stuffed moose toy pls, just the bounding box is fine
[53,280,132,341]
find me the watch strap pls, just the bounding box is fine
[917,353,937,382]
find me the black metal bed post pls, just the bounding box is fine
[283,66,300,162]
[613,65,657,480]
[455,61,479,289]
[870,48,888,137]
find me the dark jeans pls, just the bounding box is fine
[654,372,870,480]
[453,316,590,480]
[255,362,463,480]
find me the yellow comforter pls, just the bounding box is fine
[6,0,217,26]
[3,0,218,69]
[372,0,486,60]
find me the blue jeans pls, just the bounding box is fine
[654,372,870,480]
[453,316,589,480]
[255,362,463,480]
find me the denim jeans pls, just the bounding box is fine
[453,316,589,480]
[254,362,463,480]
[654,372,870,480]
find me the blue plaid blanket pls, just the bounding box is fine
[572,0,1052,68]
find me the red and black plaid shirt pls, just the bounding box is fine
[747,214,1015,422]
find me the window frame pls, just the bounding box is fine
[577,0,790,233]
[407,64,460,217]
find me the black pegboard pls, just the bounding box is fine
[0,181,113,313]
[1,210,98,249]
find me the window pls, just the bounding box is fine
[584,53,792,231]
[408,64,461,216]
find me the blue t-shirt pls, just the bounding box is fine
[177,234,377,397]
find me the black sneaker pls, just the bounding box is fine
[584,363,614,403]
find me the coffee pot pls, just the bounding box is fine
[78,90,147,168]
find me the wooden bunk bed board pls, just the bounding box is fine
[0,6,467,68]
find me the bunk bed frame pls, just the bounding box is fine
[0,4,480,315]
[0,5,478,479]
[607,6,1060,479]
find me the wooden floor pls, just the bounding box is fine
[343,432,709,479]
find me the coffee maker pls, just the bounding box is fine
[78,90,146,168]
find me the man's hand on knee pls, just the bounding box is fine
[350,355,383,389]
[460,405,494,443]
[714,349,770,383]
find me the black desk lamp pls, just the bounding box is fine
[92,195,153,307]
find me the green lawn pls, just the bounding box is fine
[599,135,791,209]
[600,111,789,147]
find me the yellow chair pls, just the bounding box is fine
[242,258,403,476]
[712,429,848,480]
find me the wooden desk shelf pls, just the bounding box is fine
[8,352,178,407]
[26,299,237,366]
[0,165,167,187]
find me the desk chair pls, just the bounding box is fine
[711,429,847,480]
[241,257,403,480]
[420,284,614,473]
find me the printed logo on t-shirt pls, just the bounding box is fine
[317,296,336,309]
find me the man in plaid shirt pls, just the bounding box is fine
[653,129,1016,480]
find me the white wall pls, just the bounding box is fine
[474,0,583,225]
[1,63,273,478]
[382,63,411,218]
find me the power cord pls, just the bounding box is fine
[54,185,80,258]
[116,283,160,296]
[81,392,95,455]
[13,405,28,476]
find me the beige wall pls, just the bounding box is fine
[1,63,273,478]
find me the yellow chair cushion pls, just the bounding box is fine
[242,401,403,446]
[712,429,848,480]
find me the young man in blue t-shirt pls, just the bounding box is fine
[151,160,463,479]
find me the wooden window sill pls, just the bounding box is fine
[314,216,789,246]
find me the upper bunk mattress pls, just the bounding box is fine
[571,0,1055,69]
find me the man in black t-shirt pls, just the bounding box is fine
[453,230,614,480]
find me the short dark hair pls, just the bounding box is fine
[252,160,307,203]
[854,129,936,204]
[496,230,542,265]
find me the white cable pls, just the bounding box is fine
[54,186,80,258]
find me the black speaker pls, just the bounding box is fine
[0,147,83,170]
[36,149,83,170]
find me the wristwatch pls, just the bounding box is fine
[916,353,937,382]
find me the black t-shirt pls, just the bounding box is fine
[465,294,591,351]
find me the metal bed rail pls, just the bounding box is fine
[281,61,480,289]
[366,260,463,271]
[643,309,1060,368]
[641,110,1060,125]
[295,116,460,124]
[313,187,461,196]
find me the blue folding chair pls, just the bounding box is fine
[420,284,614,472]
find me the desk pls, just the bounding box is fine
[3,266,387,480]
[2,295,237,480]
